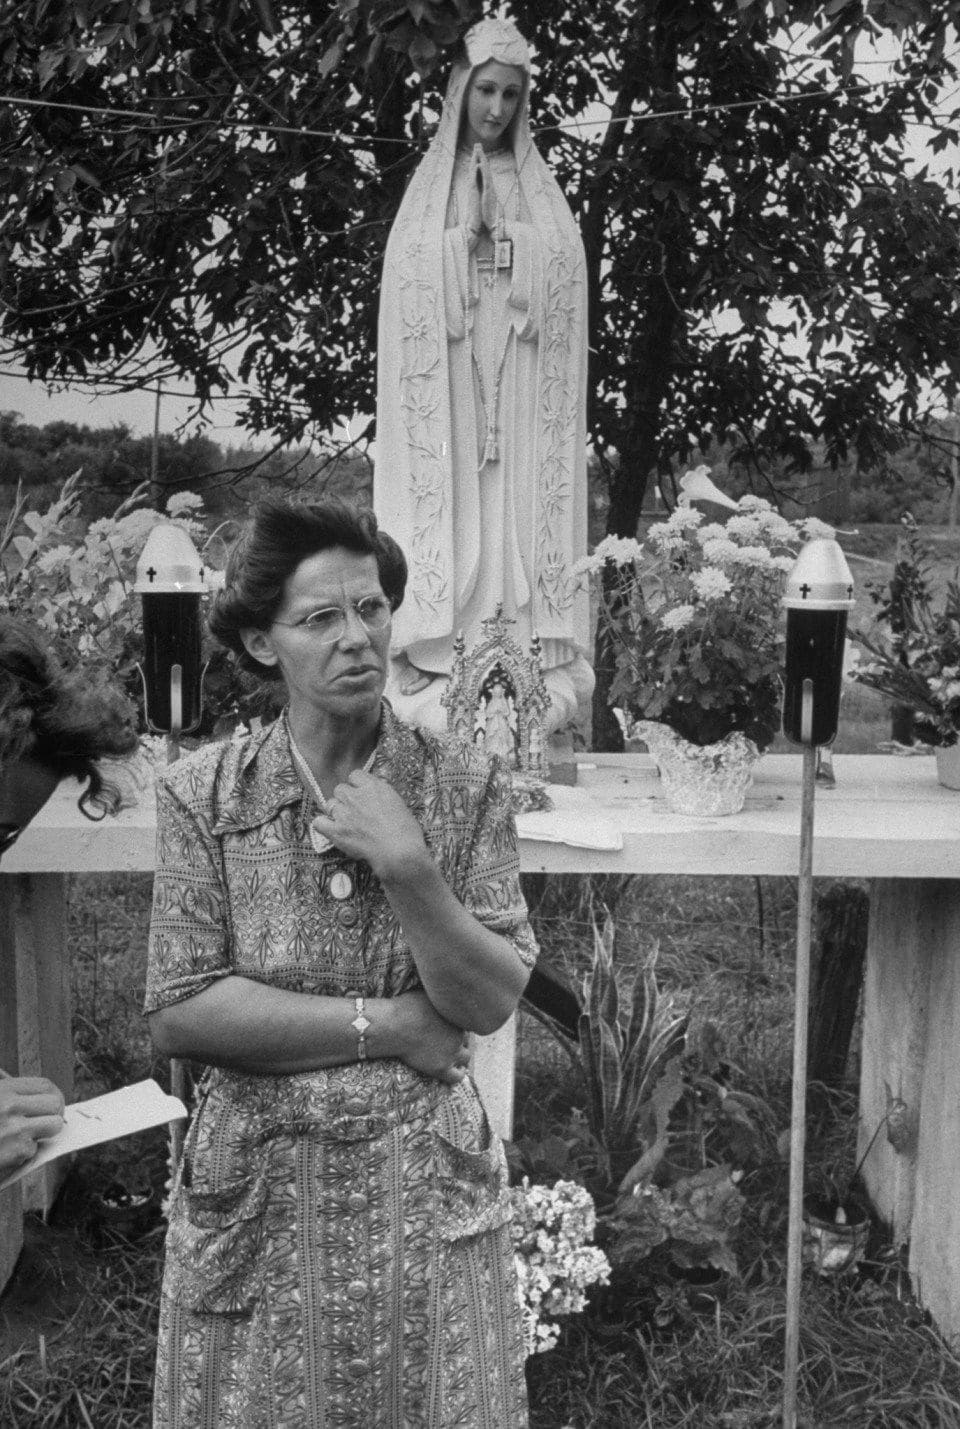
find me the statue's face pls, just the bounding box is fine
[462,60,524,152]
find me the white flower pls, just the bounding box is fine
[754,510,795,543]
[647,523,685,551]
[575,535,645,573]
[724,514,764,542]
[729,544,773,569]
[166,491,204,516]
[691,568,732,601]
[695,522,729,546]
[35,544,73,574]
[700,538,740,566]
[799,516,836,540]
[737,494,772,512]
[772,554,796,573]
[665,505,704,531]
[511,1179,610,1358]
[662,604,696,631]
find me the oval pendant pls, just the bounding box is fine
[329,870,353,901]
[309,818,334,856]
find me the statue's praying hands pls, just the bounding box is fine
[465,144,499,251]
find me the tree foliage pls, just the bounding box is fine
[1,1,958,501]
[0,0,479,441]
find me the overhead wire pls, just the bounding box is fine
[0,65,956,149]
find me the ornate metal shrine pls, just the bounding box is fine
[440,607,552,812]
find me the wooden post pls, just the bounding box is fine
[472,1017,517,1142]
[0,879,23,1290]
[12,874,72,1216]
[808,882,869,1091]
[857,879,932,1238]
[907,884,960,1331]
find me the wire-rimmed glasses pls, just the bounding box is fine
[272,594,393,645]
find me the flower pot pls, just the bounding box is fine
[935,743,960,790]
[666,1259,730,1315]
[633,721,761,816]
[802,1197,869,1276]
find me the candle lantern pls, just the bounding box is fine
[779,533,855,1429]
[134,523,208,738]
[782,538,855,747]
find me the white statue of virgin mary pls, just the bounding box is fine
[374,17,593,728]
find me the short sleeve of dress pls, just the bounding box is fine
[143,775,231,1014]
[459,757,539,970]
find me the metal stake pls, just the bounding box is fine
[783,679,817,1428]
[166,664,186,1170]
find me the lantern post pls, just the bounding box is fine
[780,537,855,1428]
[134,522,210,1166]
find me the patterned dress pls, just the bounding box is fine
[145,704,536,1428]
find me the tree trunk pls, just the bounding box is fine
[808,881,869,1090]
[890,703,915,744]
[590,279,680,750]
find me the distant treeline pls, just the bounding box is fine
[0,411,372,521]
[0,410,953,527]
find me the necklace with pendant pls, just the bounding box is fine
[287,723,376,898]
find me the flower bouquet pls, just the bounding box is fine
[850,515,960,783]
[509,1178,611,1357]
[577,472,827,812]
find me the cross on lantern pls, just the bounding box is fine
[146,566,157,582]
[799,582,811,598]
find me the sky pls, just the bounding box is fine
[0,21,956,442]
[0,364,258,446]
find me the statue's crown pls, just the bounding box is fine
[463,18,529,71]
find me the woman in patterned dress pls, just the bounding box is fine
[145,499,533,1428]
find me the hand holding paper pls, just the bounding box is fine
[0,1078,187,1193]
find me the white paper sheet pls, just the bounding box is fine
[0,1078,187,1192]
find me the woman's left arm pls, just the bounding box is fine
[310,765,534,1035]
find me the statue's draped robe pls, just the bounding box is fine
[375,25,589,679]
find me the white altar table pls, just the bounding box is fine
[2,753,959,1342]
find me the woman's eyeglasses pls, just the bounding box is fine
[0,824,22,859]
[272,595,392,646]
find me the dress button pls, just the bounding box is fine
[348,1191,368,1212]
[347,1357,368,1378]
[346,1279,367,1301]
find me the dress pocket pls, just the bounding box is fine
[434,1092,514,1243]
[173,1170,270,1315]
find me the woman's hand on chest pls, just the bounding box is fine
[309,770,429,883]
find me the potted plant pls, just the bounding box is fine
[519,914,776,1301]
[850,514,960,787]
[576,472,823,814]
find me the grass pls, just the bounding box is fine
[516,877,960,1427]
[4,868,959,1426]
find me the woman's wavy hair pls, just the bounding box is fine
[208,499,407,680]
[0,616,139,819]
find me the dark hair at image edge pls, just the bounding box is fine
[208,499,407,680]
[0,616,139,818]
